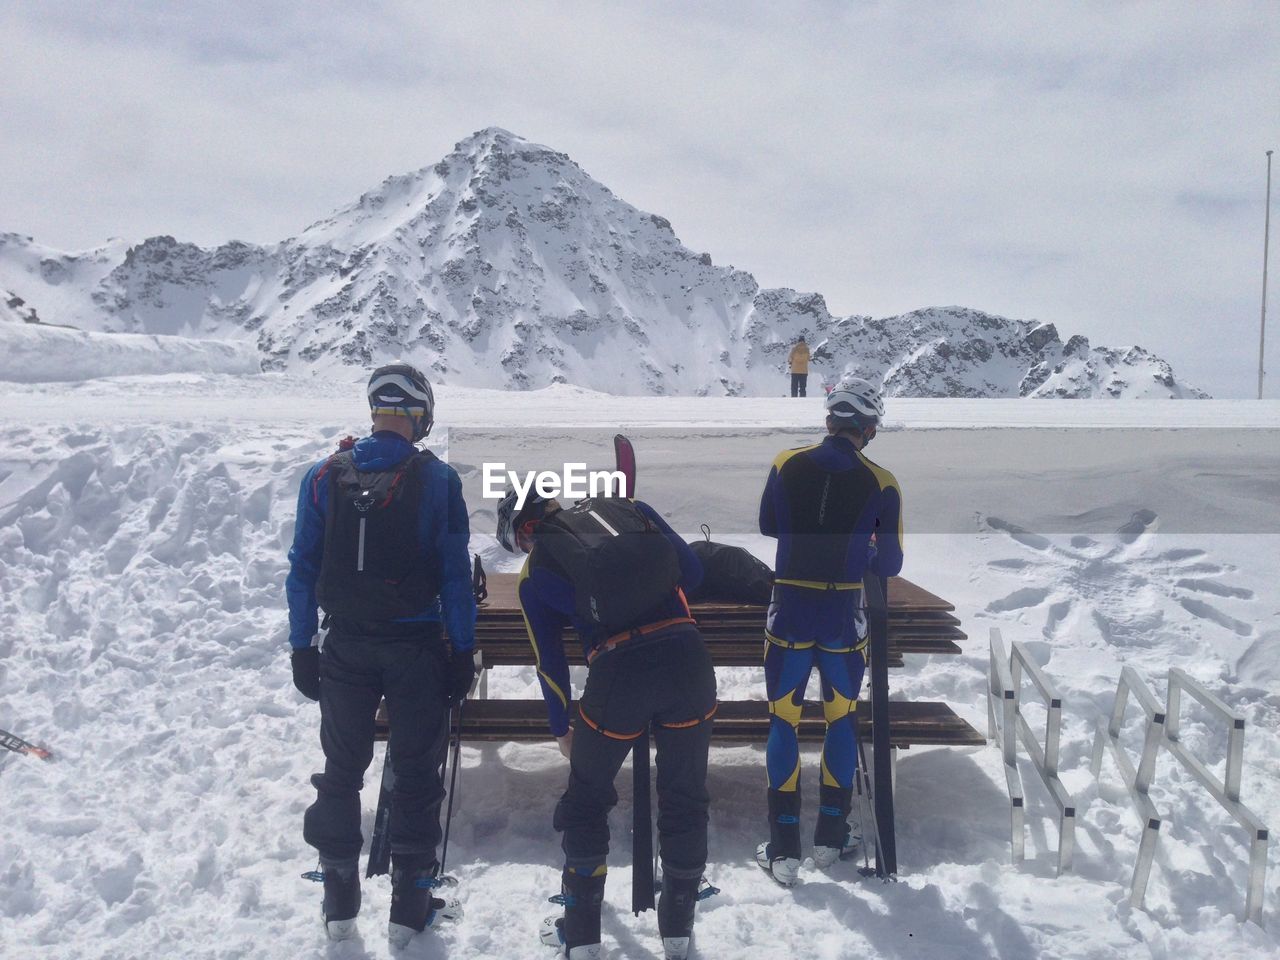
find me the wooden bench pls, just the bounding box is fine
[470,573,965,670]
[371,572,982,750]
[376,698,984,747]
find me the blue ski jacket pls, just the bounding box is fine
[285,431,476,654]
[517,500,702,736]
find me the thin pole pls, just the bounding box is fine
[1261,150,1273,400]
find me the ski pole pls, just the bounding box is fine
[437,700,465,877]
[0,728,51,760]
[855,738,878,872]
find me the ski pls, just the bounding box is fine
[863,574,898,877]
[438,702,464,876]
[613,433,636,497]
[368,702,460,880]
[0,728,51,761]
[631,723,655,915]
[615,434,650,915]
[365,733,396,878]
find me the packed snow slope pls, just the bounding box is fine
[1,289,258,383]
[0,129,1203,397]
[0,374,1275,960]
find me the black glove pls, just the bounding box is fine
[446,652,477,705]
[291,647,321,701]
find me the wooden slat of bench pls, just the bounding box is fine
[471,628,963,669]
[471,619,965,636]
[471,641,961,669]
[375,699,984,748]
[478,573,956,614]
[471,611,962,628]
[474,643,908,669]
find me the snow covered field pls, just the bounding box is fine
[0,312,259,384]
[1,373,1278,960]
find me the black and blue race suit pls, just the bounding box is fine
[518,499,716,882]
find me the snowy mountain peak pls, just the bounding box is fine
[0,132,1206,397]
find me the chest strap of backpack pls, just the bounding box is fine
[774,578,864,591]
[587,616,697,665]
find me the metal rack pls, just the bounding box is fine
[987,628,1075,874]
[1092,666,1270,925]
[1090,666,1165,909]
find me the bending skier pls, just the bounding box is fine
[756,377,903,885]
[497,489,716,960]
[285,363,477,947]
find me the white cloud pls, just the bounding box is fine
[1,0,1276,395]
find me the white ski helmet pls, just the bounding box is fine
[367,363,435,441]
[825,377,884,428]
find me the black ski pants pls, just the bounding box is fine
[554,624,717,879]
[303,627,450,865]
[790,373,808,397]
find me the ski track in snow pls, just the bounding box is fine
[0,379,1278,960]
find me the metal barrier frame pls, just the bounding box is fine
[1009,640,1075,875]
[1090,666,1164,908]
[1163,668,1269,926]
[987,628,1025,862]
[986,629,1074,874]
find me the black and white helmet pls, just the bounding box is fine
[495,488,549,553]
[825,377,884,429]
[367,363,434,441]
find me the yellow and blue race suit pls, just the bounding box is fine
[759,434,903,806]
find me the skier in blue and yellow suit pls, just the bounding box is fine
[755,377,903,886]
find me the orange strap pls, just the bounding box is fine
[577,707,646,741]
[586,616,697,664]
[658,704,718,729]
[578,702,718,739]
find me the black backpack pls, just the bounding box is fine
[316,448,440,620]
[534,498,681,635]
[686,525,775,605]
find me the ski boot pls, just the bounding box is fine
[756,789,802,886]
[657,873,702,960]
[319,857,361,941]
[387,853,462,950]
[540,868,605,958]
[812,785,860,868]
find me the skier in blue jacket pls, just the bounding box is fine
[285,363,476,947]
[755,377,903,886]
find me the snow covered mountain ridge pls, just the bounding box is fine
[0,128,1205,397]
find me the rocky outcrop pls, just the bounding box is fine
[0,130,1207,397]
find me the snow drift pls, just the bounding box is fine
[0,378,1274,960]
[0,294,259,382]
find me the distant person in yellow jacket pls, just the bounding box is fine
[788,337,810,397]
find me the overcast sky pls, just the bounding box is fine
[1,1,1276,396]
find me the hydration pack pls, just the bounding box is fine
[535,498,681,635]
[686,526,774,605]
[316,448,439,621]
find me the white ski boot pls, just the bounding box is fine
[812,836,861,869]
[540,917,602,958]
[387,896,462,950]
[324,916,359,942]
[813,786,860,870]
[755,842,800,886]
[318,858,361,942]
